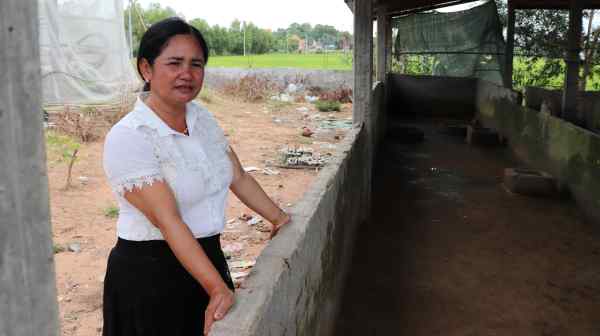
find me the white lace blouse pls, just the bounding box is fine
[103,96,233,241]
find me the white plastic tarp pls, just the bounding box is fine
[39,0,140,105]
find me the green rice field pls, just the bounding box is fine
[207,52,352,71]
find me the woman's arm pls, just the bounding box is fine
[123,183,233,335]
[227,148,291,237]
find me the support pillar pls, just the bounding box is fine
[353,0,373,221]
[376,13,390,82]
[562,1,582,122]
[0,1,59,335]
[353,0,373,126]
[505,1,515,89]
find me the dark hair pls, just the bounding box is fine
[137,17,209,91]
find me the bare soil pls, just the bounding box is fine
[48,91,352,336]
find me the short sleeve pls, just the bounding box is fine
[103,125,164,196]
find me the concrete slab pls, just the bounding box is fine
[466,125,502,146]
[504,168,559,197]
[387,126,425,144]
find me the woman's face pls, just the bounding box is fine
[141,34,205,106]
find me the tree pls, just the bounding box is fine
[496,0,600,90]
[124,2,177,56]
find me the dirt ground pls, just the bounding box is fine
[335,121,600,336]
[47,91,352,336]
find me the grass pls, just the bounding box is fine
[45,130,80,163]
[207,52,352,71]
[315,100,341,112]
[103,205,119,218]
[53,243,65,254]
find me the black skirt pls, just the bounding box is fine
[102,235,234,336]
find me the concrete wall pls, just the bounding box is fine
[372,80,387,157]
[523,86,600,131]
[211,125,369,335]
[477,80,600,224]
[205,68,353,91]
[388,74,477,119]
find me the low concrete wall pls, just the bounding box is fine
[477,81,600,224]
[205,68,353,91]
[388,74,477,119]
[211,125,368,335]
[372,80,387,159]
[523,86,600,130]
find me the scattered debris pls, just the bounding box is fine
[247,216,263,226]
[277,147,329,168]
[302,127,314,137]
[226,218,237,225]
[262,167,280,176]
[244,166,260,173]
[78,176,89,185]
[319,119,353,130]
[229,260,256,269]
[296,106,309,113]
[67,243,81,253]
[305,95,318,103]
[239,213,253,221]
[270,93,292,102]
[222,242,244,255]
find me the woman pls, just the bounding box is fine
[102,17,290,336]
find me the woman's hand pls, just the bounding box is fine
[204,284,235,335]
[270,210,291,239]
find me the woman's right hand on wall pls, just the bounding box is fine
[204,284,235,335]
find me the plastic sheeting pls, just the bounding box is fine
[393,0,506,85]
[39,0,140,105]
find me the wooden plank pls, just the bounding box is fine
[0,1,59,335]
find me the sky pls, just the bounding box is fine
[135,0,355,33]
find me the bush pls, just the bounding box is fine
[318,86,353,103]
[103,205,119,218]
[222,74,280,102]
[315,100,341,112]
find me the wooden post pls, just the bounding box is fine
[562,1,582,122]
[353,0,373,126]
[505,1,515,89]
[376,13,390,82]
[0,1,59,335]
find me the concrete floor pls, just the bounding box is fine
[334,121,600,336]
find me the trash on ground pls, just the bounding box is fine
[302,127,314,137]
[229,260,256,269]
[222,242,244,255]
[247,216,263,226]
[296,106,309,113]
[239,213,253,221]
[318,118,353,130]
[277,146,329,169]
[244,166,260,173]
[68,243,81,253]
[262,167,280,175]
